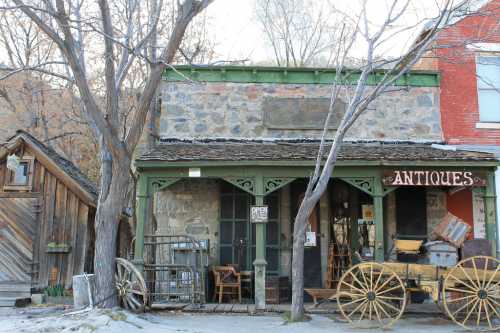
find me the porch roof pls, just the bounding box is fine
[136,140,498,167]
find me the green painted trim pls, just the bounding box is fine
[373,177,385,262]
[136,159,499,169]
[264,177,296,195]
[134,174,148,266]
[221,177,255,195]
[485,171,497,256]
[150,177,181,191]
[163,65,440,87]
[339,177,374,196]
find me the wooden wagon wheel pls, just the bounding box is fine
[115,258,148,312]
[442,255,500,331]
[336,262,407,329]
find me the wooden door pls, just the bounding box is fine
[395,187,427,238]
[0,197,38,283]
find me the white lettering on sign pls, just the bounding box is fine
[383,170,486,187]
[251,205,268,223]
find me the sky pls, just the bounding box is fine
[204,0,445,64]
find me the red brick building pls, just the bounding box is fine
[433,0,500,255]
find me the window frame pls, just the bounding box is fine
[4,156,35,191]
[475,53,500,123]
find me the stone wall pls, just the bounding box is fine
[154,179,220,263]
[159,81,442,141]
[426,189,448,239]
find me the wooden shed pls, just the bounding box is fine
[0,131,104,305]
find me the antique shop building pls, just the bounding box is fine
[133,66,498,308]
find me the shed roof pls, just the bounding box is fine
[137,140,498,166]
[1,130,97,204]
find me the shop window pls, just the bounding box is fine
[476,55,500,122]
[219,182,280,273]
[4,157,34,191]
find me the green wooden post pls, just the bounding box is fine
[133,174,148,271]
[485,171,498,256]
[253,174,267,310]
[373,177,384,262]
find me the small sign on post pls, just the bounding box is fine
[250,205,268,223]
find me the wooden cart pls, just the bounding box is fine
[336,256,500,331]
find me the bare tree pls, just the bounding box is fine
[255,0,344,67]
[289,0,473,321]
[0,0,214,307]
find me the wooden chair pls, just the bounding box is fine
[213,266,241,303]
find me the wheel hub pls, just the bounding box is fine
[477,289,488,300]
[366,291,376,301]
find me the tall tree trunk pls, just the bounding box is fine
[290,199,317,321]
[290,221,306,321]
[93,161,130,307]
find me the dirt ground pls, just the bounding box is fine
[0,306,463,333]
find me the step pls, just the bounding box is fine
[0,282,31,293]
[0,297,16,307]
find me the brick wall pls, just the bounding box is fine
[437,0,500,145]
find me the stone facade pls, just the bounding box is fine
[154,179,220,262]
[159,82,442,141]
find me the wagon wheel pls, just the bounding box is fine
[336,262,407,329]
[442,256,500,331]
[115,258,148,312]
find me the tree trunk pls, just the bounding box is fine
[93,163,129,307]
[291,220,306,321]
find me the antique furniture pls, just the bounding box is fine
[213,266,241,303]
[240,271,253,298]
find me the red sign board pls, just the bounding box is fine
[382,170,486,187]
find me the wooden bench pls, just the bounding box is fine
[304,288,337,307]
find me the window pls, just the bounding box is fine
[219,182,280,273]
[4,157,34,191]
[476,55,500,122]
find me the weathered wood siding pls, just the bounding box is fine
[0,145,93,289]
[0,197,38,283]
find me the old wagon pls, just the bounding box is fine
[336,255,500,331]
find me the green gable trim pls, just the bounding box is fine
[163,65,440,87]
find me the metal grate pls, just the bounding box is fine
[143,235,208,305]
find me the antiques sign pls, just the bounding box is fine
[250,205,268,223]
[383,170,486,187]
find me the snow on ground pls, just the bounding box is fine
[0,306,458,333]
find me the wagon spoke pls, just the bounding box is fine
[375,274,397,293]
[485,265,500,290]
[341,296,365,308]
[368,301,372,320]
[372,299,383,326]
[446,294,475,303]
[461,298,479,325]
[373,267,385,291]
[340,280,366,295]
[476,299,483,326]
[448,273,479,292]
[370,264,373,290]
[377,295,405,301]
[357,301,369,322]
[483,300,493,329]
[377,284,404,296]
[471,259,482,290]
[451,296,477,317]
[374,299,392,319]
[346,299,368,318]
[358,265,370,290]
[485,299,500,318]
[482,258,489,289]
[377,298,401,314]
[459,264,480,291]
[446,287,476,294]
[349,271,369,292]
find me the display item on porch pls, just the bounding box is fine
[424,240,458,267]
[213,266,241,303]
[431,212,471,247]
